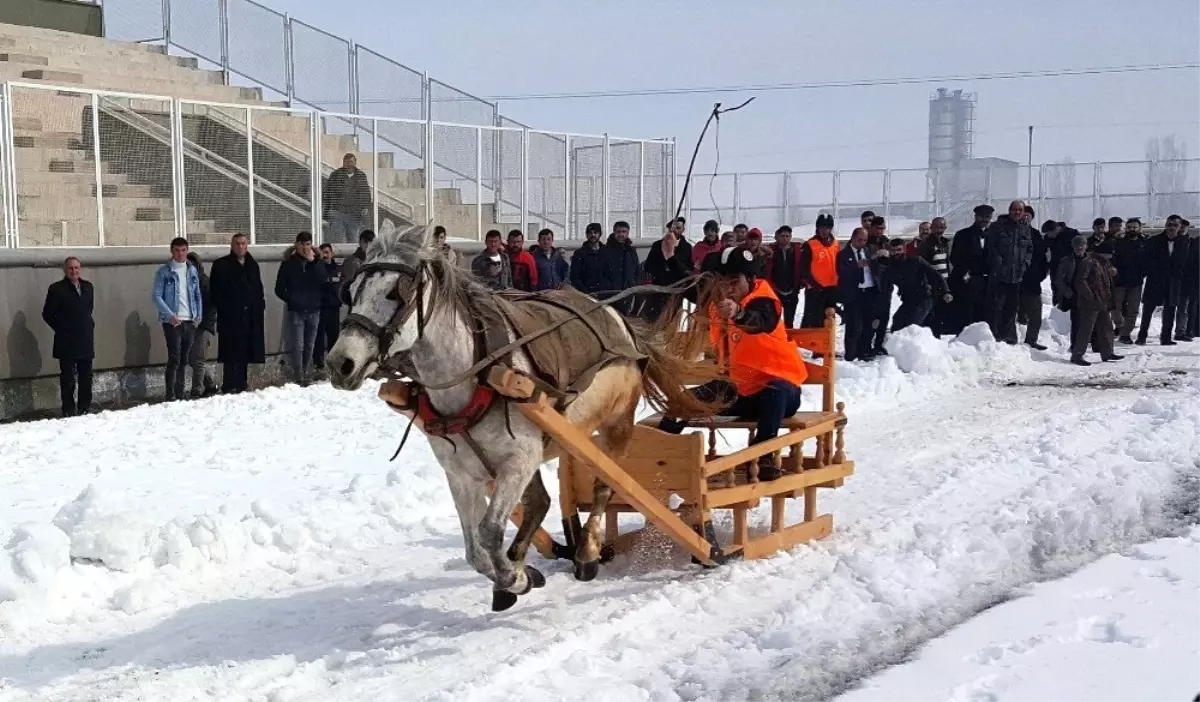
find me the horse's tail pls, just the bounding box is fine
[634,288,727,419]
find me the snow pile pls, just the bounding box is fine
[834,323,1030,408]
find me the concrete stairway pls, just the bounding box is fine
[1,22,498,246]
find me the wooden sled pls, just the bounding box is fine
[496,308,853,565]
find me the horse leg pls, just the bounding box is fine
[479,460,544,611]
[443,469,495,581]
[505,470,553,569]
[574,412,636,582]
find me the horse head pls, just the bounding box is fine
[327,222,434,390]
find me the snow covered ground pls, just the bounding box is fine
[0,320,1196,701]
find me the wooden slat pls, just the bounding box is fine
[639,411,838,432]
[512,398,718,565]
[707,463,853,508]
[803,362,831,385]
[787,328,833,355]
[732,504,749,546]
[742,514,834,559]
[703,419,839,477]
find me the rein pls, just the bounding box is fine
[418,276,704,391]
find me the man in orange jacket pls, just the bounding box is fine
[658,246,808,480]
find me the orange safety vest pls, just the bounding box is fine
[806,237,840,288]
[709,279,809,396]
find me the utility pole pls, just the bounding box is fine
[1027,125,1034,199]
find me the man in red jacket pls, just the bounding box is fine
[506,229,539,292]
[692,219,723,270]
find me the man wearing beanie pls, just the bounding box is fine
[797,214,840,328]
[657,246,807,481]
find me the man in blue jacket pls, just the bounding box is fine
[152,237,203,401]
[530,228,569,290]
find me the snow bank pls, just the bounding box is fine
[833,323,1030,410]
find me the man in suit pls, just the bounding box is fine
[42,256,95,416]
[948,204,995,333]
[1137,215,1189,346]
[837,227,882,361]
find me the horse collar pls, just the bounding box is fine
[416,385,498,438]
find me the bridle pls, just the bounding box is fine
[340,259,428,357]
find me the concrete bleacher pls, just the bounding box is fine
[2,22,498,246]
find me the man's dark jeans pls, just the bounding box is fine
[58,358,93,416]
[988,281,1021,344]
[843,287,880,361]
[313,306,341,368]
[163,322,196,400]
[288,310,320,382]
[658,378,802,445]
[892,297,934,333]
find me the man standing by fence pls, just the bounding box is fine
[313,242,342,373]
[152,237,203,401]
[275,231,329,384]
[185,252,219,398]
[985,201,1033,345]
[41,257,94,416]
[323,153,372,244]
[210,233,265,394]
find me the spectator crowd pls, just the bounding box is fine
[38,204,1199,417]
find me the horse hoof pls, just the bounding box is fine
[573,560,600,582]
[491,589,519,612]
[525,565,546,589]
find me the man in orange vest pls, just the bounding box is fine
[659,246,808,480]
[798,214,841,327]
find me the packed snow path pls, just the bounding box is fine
[1,326,1197,701]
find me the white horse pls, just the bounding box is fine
[326,224,716,610]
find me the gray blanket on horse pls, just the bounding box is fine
[485,287,647,398]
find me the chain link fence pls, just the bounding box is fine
[1,80,671,247]
[682,161,1200,237]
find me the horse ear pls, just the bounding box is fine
[380,219,397,236]
[402,223,432,249]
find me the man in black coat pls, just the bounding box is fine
[1136,216,1189,346]
[41,256,95,416]
[1179,221,1198,341]
[984,201,1034,345]
[1111,217,1149,343]
[878,238,951,332]
[322,153,372,244]
[1016,206,1050,350]
[601,221,642,316]
[209,233,266,394]
[275,231,330,384]
[312,242,343,372]
[640,218,692,322]
[569,222,608,296]
[948,204,994,333]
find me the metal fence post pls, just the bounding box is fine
[781,170,791,225]
[1038,163,1047,217]
[882,169,891,220]
[669,138,677,227]
[1146,159,1155,219]
[832,170,841,225]
[475,126,483,241]
[372,117,379,235]
[348,41,358,129]
[520,127,529,236]
[218,0,230,85]
[1,83,19,247]
[246,106,256,245]
[563,134,571,237]
[90,94,105,246]
[732,173,740,225]
[169,98,185,241]
[1093,162,1102,220]
[637,140,645,240]
[423,73,434,225]
[283,15,294,105]
[601,132,610,231]
[310,111,322,243]
[985,166,993,205]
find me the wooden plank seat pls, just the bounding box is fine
[542,307,854,562]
